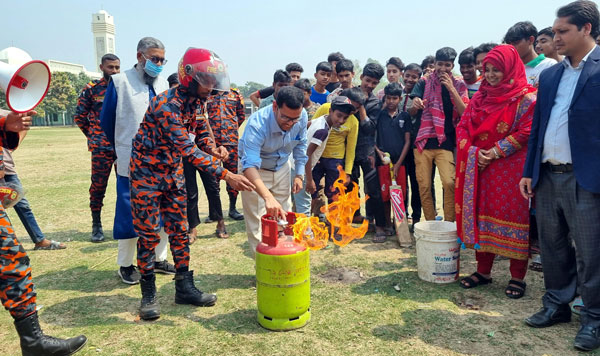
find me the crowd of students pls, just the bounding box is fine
[248,20,569,242]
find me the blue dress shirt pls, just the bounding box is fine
[239,105,308,174]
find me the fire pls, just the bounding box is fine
[292,166,368,249]
[291,214,329,250]
[322,166,369,246]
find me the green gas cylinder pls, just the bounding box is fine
[256,213,310,331]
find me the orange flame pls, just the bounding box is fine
[291,214,329,250]
[292,166,368,249]
[322,166,369,246]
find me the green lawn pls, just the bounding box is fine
[0,127,594,356]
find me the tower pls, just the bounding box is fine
[91,10,116,70]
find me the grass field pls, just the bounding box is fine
[0,127,595,356]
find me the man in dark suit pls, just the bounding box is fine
[519,0,600,351]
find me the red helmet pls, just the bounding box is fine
[178,48,230,92]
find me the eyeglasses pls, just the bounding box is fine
[142,53,167,65]
[280,114,300,123]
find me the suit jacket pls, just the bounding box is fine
[523,45,600,193]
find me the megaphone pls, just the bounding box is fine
[0,60,51,113]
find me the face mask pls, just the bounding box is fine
[144,59,163,77]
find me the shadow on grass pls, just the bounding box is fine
[43,230,91,243]
[351,271,465,303]
[238,241,254,259]
[35,266,130,292]
[369,308,564,356]
[79,240,118,254]
[372,257,417,272]
[196,220,246,240]
[371,309,497,353]
[156,273,255,296]
[41,294,175,327]
[195,308,267,334]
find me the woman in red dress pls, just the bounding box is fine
[455,44,537,299]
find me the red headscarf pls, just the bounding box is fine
[468,45,534,120]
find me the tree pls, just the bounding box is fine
[0,88,6,111]
[37,71,78,117]
[236,81,267,98]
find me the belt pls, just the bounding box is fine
[543,162,573,173]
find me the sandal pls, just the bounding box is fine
[215,228,229,239]
[373,231,387,243]
[505,279,526,299]
[33,240,66,250]
[384,227,395,236]
[529,255,543,272]
[460,272,492,289]
[571,296,584,315]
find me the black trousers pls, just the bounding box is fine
[350,155,386,228]
[183,160,201,230]
[536,167,600,327]
[199,166,223,221]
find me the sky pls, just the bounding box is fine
[3,0,571,86]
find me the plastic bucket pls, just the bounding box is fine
[414,221,459,283]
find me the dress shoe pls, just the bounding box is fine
[574,325,600,351]
[525,306,571,328]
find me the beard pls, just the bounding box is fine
[143,72,156,85]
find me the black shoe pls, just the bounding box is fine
[91,223,104,243]
[228,208,244,220]
[14,312,87,356]
[174,270,217,307]
[525,306,571,328]
[154,260,176,275]
[91,211,105,242]
[574,325,600,351]
[118,265,141,285]
[139,274,160,321]
[204,217,215,224]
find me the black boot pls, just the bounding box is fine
[139,274,160,320]
[174,270,217,306]
[228,194,244,221]
[14,312,87,356]
[91,211,104,243]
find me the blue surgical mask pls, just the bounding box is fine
[144,59,163,77]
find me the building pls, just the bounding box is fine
[92,10,116,70]
[46,59,101,80]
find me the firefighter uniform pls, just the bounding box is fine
[74,78,116,215]
[0,115,36,320]
[130,86,227,277]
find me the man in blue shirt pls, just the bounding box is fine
[239,86,308,255]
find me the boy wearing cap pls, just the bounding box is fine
[305,96,355,205]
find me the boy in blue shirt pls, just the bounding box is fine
[311,62,332,104]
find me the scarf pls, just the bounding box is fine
[415,71,468,152]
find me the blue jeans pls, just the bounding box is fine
[290,167,311,216]
[4,174,45,244]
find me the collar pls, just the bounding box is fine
[525,54,546,68]
[563,45,597,70]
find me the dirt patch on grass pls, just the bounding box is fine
[319,267,365,284]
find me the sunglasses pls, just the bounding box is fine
[142,53,168,65]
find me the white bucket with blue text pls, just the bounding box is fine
[414,221,459,283]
